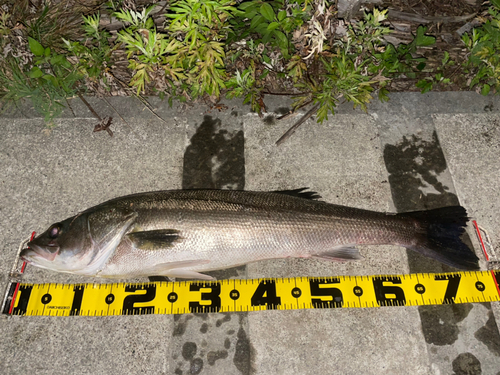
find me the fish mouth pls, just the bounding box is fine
[21,243,59,262]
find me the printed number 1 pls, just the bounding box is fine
[70,285,85,316]
[435,274,461,303]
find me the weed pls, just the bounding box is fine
[462,0,500,95]
[165,0,238,99]
[115,5,187,96]
[416,51,454,93]
[0,37,82,122]
[289,9,393,123]
[226,60,267,112]
[231,0,310,59]
[63,13,114,81]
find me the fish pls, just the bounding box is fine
[21,189,479,280]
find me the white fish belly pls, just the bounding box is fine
[97,210,364,277]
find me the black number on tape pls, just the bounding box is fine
[167,292,178,303]
[70,285,85,316]
[105,294,115,304]
[372,276,406,306]
[415,284,426,294]
[41,294,52,304]
[494,271,500,291]
[189,282,221,313]
[435,274,461,303]
[230,290,240,300]
[11,285,33,315]
[475,281,485,292]
[251,280,281,310]
[122,284,156,315]
[353,286,363,297]
[291,287,301,298]
[310,279,343,308]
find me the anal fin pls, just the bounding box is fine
[147,259,214,280]
[312,246,363,262]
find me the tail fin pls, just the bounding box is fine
[401,206,479,270]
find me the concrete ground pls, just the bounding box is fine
[0,92,499,374]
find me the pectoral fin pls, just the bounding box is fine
[312,246,363,262]
[127,229,181,250]
[147,260,214,280]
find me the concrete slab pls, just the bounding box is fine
[0,92,499,375]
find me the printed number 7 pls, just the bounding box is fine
[435,274,461,303]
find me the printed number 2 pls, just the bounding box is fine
[122,284,156,315]
[435,274,461,303]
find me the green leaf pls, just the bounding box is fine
[415,26,436,47]
[239,1,258,10]
[274,30,288,50]
[278,10,286,21]
[28,37,45,56]
[243,10,258,19]
[490,0,500,9]
[50,54,65,65]
[44,47,51,57]
[260,3,275,22]
[416,62,426,71]
[262,30,272,43]
[481,84,490,96]
[442,51,450,65]
[42,74,59,86]
[416,79,433,94]
[267,22,280,31]
[28,66,44,78]
[255,22,269,34]
[250,15,264,30]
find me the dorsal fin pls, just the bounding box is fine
[272,188,321,200]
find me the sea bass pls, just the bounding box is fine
[21,189,479,279]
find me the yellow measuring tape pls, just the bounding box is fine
[3,271,500,316]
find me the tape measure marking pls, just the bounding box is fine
[4,271,500,317]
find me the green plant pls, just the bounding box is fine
[26,3,83,50]
[371,25,435,79]
[0,11,10,38]
[114,6,186,95]
[0,37,82,123]
[289,9,393,123]
[294,51,378,123]
[231,0,310,58]
[63,13,114,80]
[416,51,454,93]
[226,60,266,112]
[462,1,500,95]
[166,0,238,98]
[286,54,307,83]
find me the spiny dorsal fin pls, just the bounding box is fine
[272,188,321,200]
[127,229,181,250]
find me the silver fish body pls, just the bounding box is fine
[22,189,479,279]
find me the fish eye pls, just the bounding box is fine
[49,224,61,239]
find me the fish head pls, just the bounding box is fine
[21,205,138,275]
[22,214,93,273]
